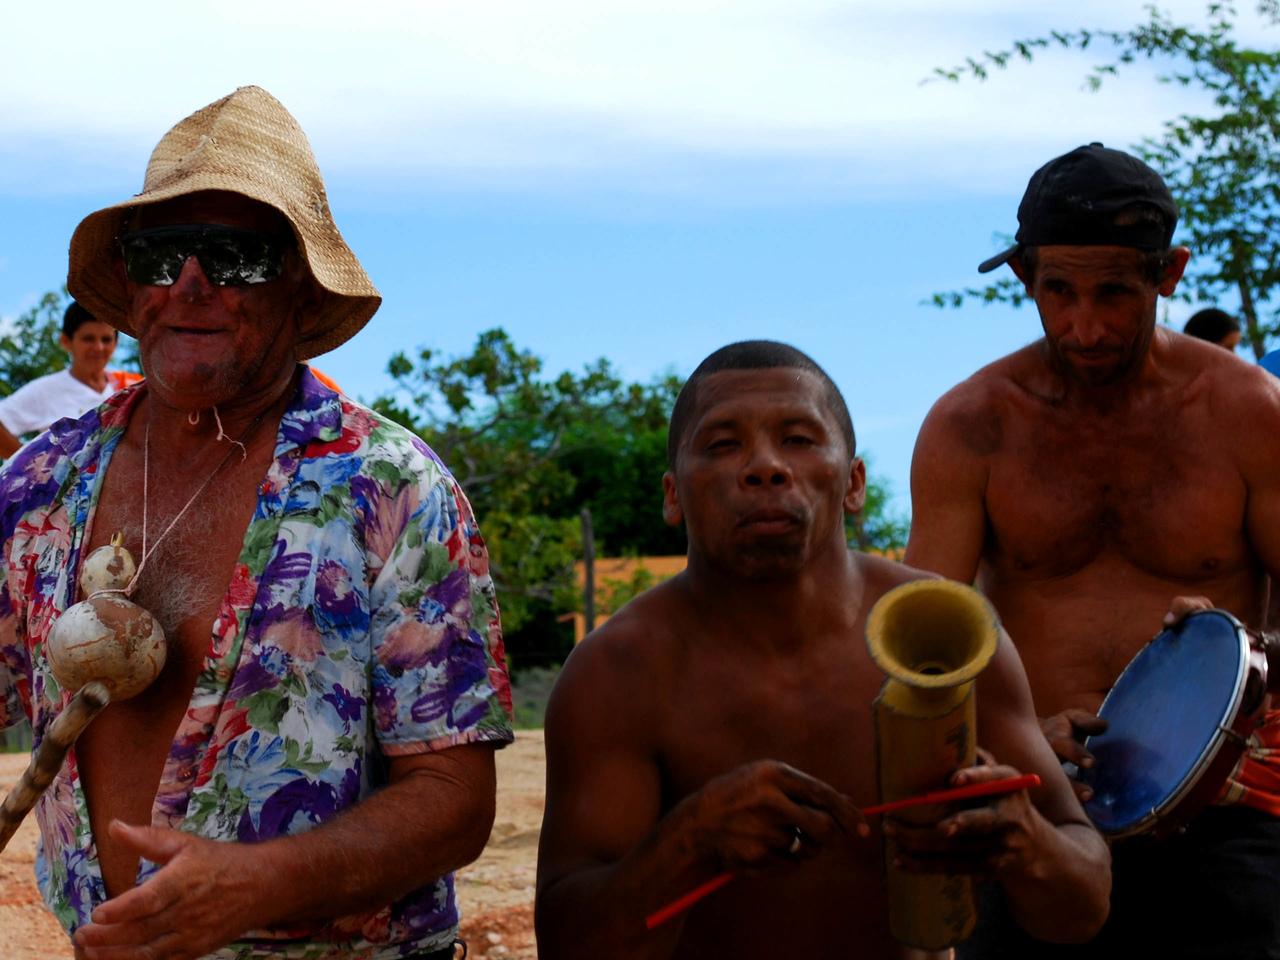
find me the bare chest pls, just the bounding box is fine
[657,641,885,809]
[73,443,268,894]
[984,410,1247,580]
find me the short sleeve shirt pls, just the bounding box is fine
[0,369,115,437]
[0,369,514,958]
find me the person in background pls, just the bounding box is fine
[0,301,125,456]
[1183,307,1242,351]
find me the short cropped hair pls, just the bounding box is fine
[61,301,112,339]
[1183,308,1239,344]
[667,340,855,467]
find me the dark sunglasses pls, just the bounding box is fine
[117,224,289,287]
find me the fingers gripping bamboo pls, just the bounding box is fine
[0,681,110,854]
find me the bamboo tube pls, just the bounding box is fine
[0,682,110,854]
[866,580,999,952]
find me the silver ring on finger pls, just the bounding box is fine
[788,827,804,856]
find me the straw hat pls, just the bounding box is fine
[67,86,381,360]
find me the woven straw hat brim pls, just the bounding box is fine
[66,86,381,362]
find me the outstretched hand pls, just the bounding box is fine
[74,820,274,960]
[685,760,870,876]
[885,749,1051,878]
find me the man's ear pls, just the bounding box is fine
[662,471,683,528]
[843,457,867,516]
[58,334,72,354]
[1008,254,1033,295]
[285,252,326,316]
[1158,247,1192,298]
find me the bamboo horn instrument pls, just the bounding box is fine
[866,579,999,954]
[0,681,110,854]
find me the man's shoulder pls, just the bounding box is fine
[320,397,458,489]
[579,577,688,662]
[546,580,687,747]
[0,432,73,538]
[556,580,687,693]
[916,350,1036,463]
[1159,333,1280,437]
[855,551,941,596]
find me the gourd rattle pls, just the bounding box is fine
[0,535,166,852]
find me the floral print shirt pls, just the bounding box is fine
[0,368,514,958]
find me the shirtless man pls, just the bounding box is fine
[906,143,1280,958]
[535,341,1109,959]
[0,87,512,959]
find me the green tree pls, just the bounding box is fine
[0,291,71,397]
[373,329,682,665]
[848,463,911,555]
[932,1,1280,358]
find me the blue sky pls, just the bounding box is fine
[1,0,1266,518]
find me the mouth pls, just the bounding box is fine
[737,508,803,534]
[166,325,228,337]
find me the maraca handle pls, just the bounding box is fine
[0,681,110,854]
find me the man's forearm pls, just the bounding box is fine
[538,799,711,960]
[1001,821,1110,943]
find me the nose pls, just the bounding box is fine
[1065,302,1109,349]
[741,439,790,488]
[171,255,214,302]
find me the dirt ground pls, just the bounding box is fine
[0,731,544,959]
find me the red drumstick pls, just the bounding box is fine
[644,773,1041,931]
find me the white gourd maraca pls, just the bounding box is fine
[45,533,166,701]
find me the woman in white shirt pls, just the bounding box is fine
[0,302,122,456]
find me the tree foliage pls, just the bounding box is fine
[372,329,684,663]
[0,291,70,397]
[933,2,1280,358]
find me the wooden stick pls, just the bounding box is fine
[644,773,1042,931]
[0,682,110,854]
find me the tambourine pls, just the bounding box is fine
[1079,609,1277,839]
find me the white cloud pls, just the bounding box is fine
[1,0,1269,199]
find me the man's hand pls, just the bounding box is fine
[884,751,1052,877]
[73,820,270,960]
[684,760,869,876]
[1163,594,1214,628]
[1040,709,1107,801]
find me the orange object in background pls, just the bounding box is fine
[106,370,144,392]
[308,366,343,394]
[103,366,343,395]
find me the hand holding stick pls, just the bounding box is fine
[644,773,1041,931]
[0,681,110,854]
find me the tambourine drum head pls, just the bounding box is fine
[1080,611,1246,836]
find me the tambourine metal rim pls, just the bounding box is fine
[1085,608,1250,839]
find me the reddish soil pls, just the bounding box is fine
[0,732,544,959]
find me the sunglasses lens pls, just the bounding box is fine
[118,226,286,287]
[197,231,284,285]
[119,234,186,286]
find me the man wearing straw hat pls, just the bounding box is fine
[0,86,513,959]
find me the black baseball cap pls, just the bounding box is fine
[977,143,1179,273]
